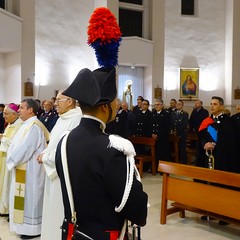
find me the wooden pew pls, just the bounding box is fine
[158,161,240,225]
[169,134,180,163]
[128,136,156,177]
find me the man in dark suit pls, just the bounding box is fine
[151,99,171,164]
[188,100,209,166]
[198,96,239,172]
[132,96,144,115]
[135,99,152,137]
[39,100,58,132]
[167,99,177,113]
[170,100,189,164]
[189,100,209,133]
[106,99,128,138]
[198,96,239,225]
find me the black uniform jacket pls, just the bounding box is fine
[170,110,189,136]
[198,114,240,173]
[151,109,171,161]
[39,109,58,132]
[135,109,152,137]
[56,118,148,240]
[106,109,128,138]
[151,109,171,138]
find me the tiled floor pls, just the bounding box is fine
[0,174,239,240]
[141,174,240,240]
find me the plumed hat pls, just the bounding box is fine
[63,7,122,106]
[63,67,116,106]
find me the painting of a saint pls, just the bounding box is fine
[182,75,197,95]
[180,68,199,99]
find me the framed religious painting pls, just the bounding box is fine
[24,81,34,96]
[180,68,199,100]
[234,88,240,99]
[154,85,162,99]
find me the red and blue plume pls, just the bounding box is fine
[87,7,122,69]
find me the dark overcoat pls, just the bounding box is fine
[198,114,240,173]
[231,112,240,132]
[189,107,209,132]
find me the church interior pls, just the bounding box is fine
[0,0,240,239]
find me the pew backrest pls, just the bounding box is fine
[158,161,240,224]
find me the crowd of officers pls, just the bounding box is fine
[106,97,200,165]
[105,96,240,172]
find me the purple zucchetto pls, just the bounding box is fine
[8,103,19,113]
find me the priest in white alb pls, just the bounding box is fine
[37,91,82,240]
[0,104,23,216]
[6,99,49,240]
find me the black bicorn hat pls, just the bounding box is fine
[63,67,116,106]
[63,7,121,106]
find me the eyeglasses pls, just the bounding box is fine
[55,98,70,103]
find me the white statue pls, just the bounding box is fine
[122,80,133,110]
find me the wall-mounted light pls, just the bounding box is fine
[164,71,178,90]
[131,64,135,69]
[200,72,218,91]
[35,59,50,86]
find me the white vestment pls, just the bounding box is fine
[0,118,23,214]
[6,116,47,236]
[40,107,82,240]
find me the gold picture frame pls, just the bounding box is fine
[24,81,34,96]
[154,85,162,99]
[180,68,199,100]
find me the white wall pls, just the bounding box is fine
[225,0,233,106]
[5,52,21,104]
[35,0,96,100]
[151,0,165,104]
[231,0,240,107]
[0,54,5,102]
[0,9,22,104]
[1,0,239,110]
[18,0,35,100]
[164,0,226,110]
[144,66,153,104]
[119,37,153,66]
[0,52,21,104]
[0,8,22,52]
